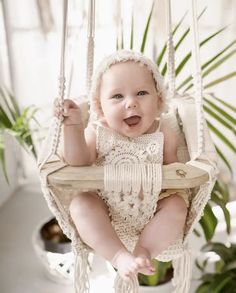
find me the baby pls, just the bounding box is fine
[54,50,188,281]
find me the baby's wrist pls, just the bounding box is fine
[64,121,84,128]
[64,122,83,126]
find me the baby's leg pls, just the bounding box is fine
[70,192,153,280]
[134,194,187,260]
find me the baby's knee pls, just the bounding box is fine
[160,194,188,220]
[69,192,91,219]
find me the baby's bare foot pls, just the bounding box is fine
[133,246,156,275]
[112,249,139,281]
[135,257,156,275]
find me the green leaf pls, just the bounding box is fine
[214,180,230,202]
[204,105,235,133]
[201,242,233,262]
[176,76,192,92]
[121,22,124,50]
[215,145,233,174]
[204,97,236,125]
[208,273,232,292]
[222,282,236,293]
[157,10,189,66]
[5,87,21,115]
[199,203,218,241]
[195,282,211,293]
[140,1,154,53]
[211,192,231,234]
[175,26,228,76]
[0,134,9,184]
[0,87,19,122]
[177,40,236,91]
[202,40,236,71]
[224,260,236,272]
[202,49,236,78]
[116,35,119,51]
[204,71,236,89]
[161,8,207,75]
[195,257,209,273]
[0,107,13,128]
[208,95,236,113]
[130,12,134,50]
[207,120,236,153]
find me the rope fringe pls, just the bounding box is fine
[74,247,90,293]
[114,275,139,293]
[104,164,162,195]
[172,246,192,293]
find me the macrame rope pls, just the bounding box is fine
[73,246,90,293]
[86,0,95,97]
[172,245,192,293]
[53,0,68,154]
[189,0,205,157]
[38,0,68,170]
[114,275,139,293]
[166,0,205,158]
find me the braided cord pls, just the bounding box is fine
[52,0,68,157]
[166,0,204,157]
[86,0,95,98]
[189,0,204,157]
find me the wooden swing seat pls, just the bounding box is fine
[44,161,209,190]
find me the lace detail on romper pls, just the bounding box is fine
[94,125,164,251]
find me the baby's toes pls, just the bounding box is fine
[145,259,154,269]
[124,270,133,281]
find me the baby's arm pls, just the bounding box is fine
[161,124,178,164]
[54,99,96,166]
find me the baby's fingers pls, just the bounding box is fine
[53,107,61,118]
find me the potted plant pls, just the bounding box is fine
[0,86,38,183]
[115,3,236,290]
[0,86,73,282]
[138,260,173,292]
[32,216,74,284]
[195,242,236,292]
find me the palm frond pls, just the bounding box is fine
[140,1,154,53]
[204,71,236,89]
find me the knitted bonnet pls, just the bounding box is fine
[89,50,167,121]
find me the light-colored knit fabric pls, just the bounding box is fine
[94,124,163,252]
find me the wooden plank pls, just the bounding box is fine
[44,162,209,190]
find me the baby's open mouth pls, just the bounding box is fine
[124,115,141,126]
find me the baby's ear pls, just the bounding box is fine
[92,96,104,117]
[157,94,167,114]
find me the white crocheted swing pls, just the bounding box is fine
[38,0,218,292]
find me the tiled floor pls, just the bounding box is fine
[0,180,235,293]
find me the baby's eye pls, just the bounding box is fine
[112,94,123,99]
[137,90,148,96]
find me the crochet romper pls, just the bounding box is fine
[94,124,174,251]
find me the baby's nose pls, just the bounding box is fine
[126,97,137,109]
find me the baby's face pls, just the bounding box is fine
[99,61,160,138]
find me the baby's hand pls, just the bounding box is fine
[53,98,83,126]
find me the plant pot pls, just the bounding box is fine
[32,216,74,284]
[139,281,173,293]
